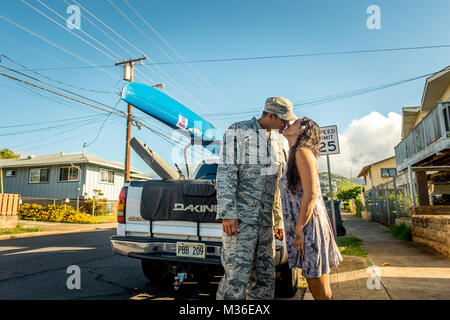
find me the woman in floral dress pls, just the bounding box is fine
[279,117,342,300]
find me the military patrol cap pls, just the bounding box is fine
[264,96,298,121]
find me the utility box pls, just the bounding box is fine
[0,193,20,229]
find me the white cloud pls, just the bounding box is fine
[318,111,402,178]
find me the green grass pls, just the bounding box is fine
[93,214,117,223]
[337,236,367,257]
[0,224,41,235]
[337,236,372,266]
[390,223,412,241]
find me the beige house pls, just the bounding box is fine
[357,156,397,192]
[394,66,450,258]
[395,66,450,207]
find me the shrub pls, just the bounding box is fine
[355,196,363,217]
[390,223,412,241]
[19,203,97,224]
[79,198,110,216]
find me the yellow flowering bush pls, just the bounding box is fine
[19,203,97,224]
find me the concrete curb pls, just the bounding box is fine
[0,224,116,241]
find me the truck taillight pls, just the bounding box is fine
[117,187,127,223]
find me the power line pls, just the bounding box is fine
[11,117,123,151]
[120,0,235,110]
[144,44,450,65]
[21,0,118,62]
[5,117,108,149]
[79,0,214,115]
[34,0,123,60]
[0,14,121,80]
[12,43,450,72]
[203,70,442,119]
[85,98,122,147]
[1,55,118,94]
[0,63,122,112]
[1,69,188,150]
[0,114,106,129]
[0,115,106,136]
[0,71,128,117]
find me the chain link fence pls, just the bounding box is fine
[20,197,118,216]
[363,178,412,226]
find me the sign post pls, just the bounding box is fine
[320,125,340,239]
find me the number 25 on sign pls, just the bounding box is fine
[320,125,340,155]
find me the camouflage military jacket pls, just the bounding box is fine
[216,117,285,228]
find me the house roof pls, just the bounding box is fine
[0,152,145,177]
[357,156,396,178]
[420,66,450,112]
[401,106,421,139]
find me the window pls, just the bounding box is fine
[6,170,16,177]
[29,168,49,183]
[59,167,79,182]
[100,168,114,183]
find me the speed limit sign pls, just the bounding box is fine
[320,125,340,155]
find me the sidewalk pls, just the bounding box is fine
[327,213,450,300]
[0,220,117,240]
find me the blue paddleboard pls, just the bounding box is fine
[121,82,219,148]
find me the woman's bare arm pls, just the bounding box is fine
[294,147,318,234]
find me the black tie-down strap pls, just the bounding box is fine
[149,219,153,238]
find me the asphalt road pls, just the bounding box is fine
[0,228,221,300]
[0,228,302,300]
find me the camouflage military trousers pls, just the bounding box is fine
[216,222,276,300]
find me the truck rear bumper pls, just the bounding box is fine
[110,235,288,266]
[111,236,222,265]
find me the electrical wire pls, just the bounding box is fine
[85,98,122,147]
[119,0,235,109]
[202,70,444,119]
[73,0,213,115]
[0,71,127,117]
[0,14,121,80]
[6,116,110,149]
[21,0,118,62]
[143,44,450,65]
[12,117,123,151]
[0,114,106,129]
[0,63,122,111]
[0,115,107,136]
[1,55,118,94]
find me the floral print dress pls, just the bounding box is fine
[279,171,343,278]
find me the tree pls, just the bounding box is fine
[337,185,364,200]
[0,148,20,159]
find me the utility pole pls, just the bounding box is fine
[115,56,146,181]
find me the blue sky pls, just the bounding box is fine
[1,0,449,177]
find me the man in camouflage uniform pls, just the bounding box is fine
[216,97,297,300]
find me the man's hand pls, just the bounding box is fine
[222,219,239,235]
[274,228,284,241]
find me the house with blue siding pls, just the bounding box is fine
[0,152,148,200]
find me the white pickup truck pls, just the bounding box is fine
[110,160,299,297]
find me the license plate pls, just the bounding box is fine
[176,242,206,259]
